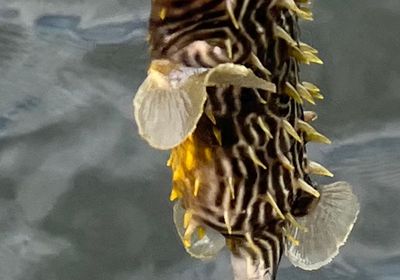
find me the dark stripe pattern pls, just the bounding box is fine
[151,1,319,279]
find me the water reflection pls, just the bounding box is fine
[35,15,146,45]
[0,0,399,279]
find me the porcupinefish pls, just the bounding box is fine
[133,0,360,279]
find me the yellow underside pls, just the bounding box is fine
[168,135,215,248]
[168,135,213,202]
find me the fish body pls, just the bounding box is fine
[134,1,359,279]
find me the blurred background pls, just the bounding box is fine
[0,0,399,279]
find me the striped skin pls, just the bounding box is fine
[151,1,319,279]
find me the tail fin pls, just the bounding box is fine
[229,232,283,280]
[285,181,359,270]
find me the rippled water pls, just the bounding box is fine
[0,1,399,279]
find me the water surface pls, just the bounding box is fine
[0,1,399,279]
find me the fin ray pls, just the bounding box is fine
[133,60,208,150]
[134,61,276,150]
[173,202,225,260]
[285,181,359,270]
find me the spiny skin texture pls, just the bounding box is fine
[150,1,323,279]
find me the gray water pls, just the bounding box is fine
[0,1,399,279]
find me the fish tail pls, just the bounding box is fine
[229,231,283,280]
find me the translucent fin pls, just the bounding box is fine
[173,202,225,260]
[285,181,359,270]
[133,61,275,149]
[205,63,276,92]
[133,60,208,150]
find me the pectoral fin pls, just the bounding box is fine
[285,181,359,270]
[133,60,208,150]
[173,202,225,260]
[134,61,275,150]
